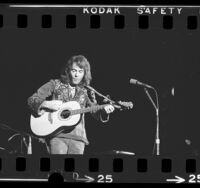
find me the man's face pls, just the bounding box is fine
[69,63,85,85]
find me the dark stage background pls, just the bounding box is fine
[0,9,199,156]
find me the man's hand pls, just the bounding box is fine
[41,100,63,111]
[104,104,115,114]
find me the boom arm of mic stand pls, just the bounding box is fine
[143,87,160,156]
[87,86,116,104]
[86,86,124,110]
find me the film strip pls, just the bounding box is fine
[0,6,199,30]
[0,156,199,183]
[0,3,200,183]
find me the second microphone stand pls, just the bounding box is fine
[143,86,160,156]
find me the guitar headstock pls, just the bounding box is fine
[118,101,133,110]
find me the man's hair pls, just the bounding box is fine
[60,55,92,86]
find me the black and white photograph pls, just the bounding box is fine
[0,3,199,183]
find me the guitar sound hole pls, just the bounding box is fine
[60,110,71,119]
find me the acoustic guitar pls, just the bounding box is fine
[30,100,133,137]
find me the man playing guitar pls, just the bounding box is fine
[28,55,115,154]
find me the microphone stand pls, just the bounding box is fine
[0,123,41,154]
[143,87,160,156]
[86,86,116,104]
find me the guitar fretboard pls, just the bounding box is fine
[70,104,108,115]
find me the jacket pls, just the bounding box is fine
[27,79,109,145]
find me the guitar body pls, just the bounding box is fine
[30,101,82,137]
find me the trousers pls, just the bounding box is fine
[49,137,85,154]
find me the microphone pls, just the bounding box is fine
[130,78,153,89]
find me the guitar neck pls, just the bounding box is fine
[71,104,107,115]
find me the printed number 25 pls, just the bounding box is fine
[97,175,113,183]
[189,174,200,183]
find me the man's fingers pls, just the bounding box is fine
[105,105,115,113]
